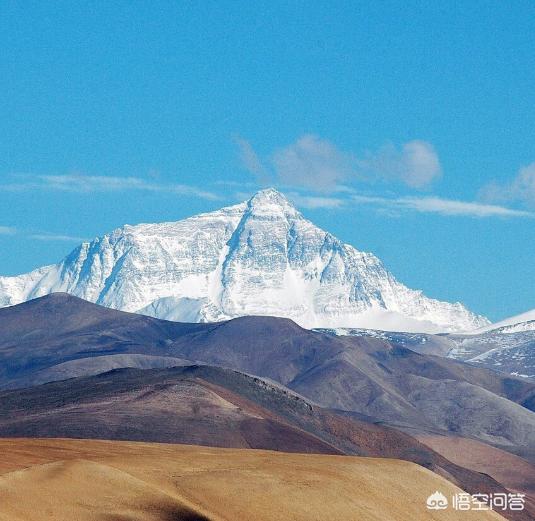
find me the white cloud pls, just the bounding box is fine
[234,136,271,184]
[272,135,354,190]
[481,162,535,206]
[41,175,146,192]
[0,174,220,200]
[30,233,87,242]
[358,140,441,189]
[352,194,533,218]
[237,135,442,191]
[0,226,16,235]
[40,175,220,200]
[213,179,258,188]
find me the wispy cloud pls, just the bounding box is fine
[29,233,87,242]
[358,140,442,189]
[0,174,220,200]
[234,136,271,184]
[236,135,442,191]
[0,226,16,235]
[272,135,354,190]
[0,227,86,241]
[480,162,535,207]
[352,194,533,218]
[213,179,258,189]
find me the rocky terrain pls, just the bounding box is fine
[320,324,535,381]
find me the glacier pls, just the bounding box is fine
[0,188,489,333]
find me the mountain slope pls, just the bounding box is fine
[0,189,487,333]
[416,435,535,508]
[163,316,535,449]
[0,365,527,520]
[0,365,342,455]
[447,330,535,380]
[317,326,535,381]
[0,438,508,521]
[1,294,533,453]
[0,292,204,388]
[474,310,535,335]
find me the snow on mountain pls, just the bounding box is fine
[471,309,535,334]
[0,188,489,333]
[315,326,535,379]
[465,333,535,378]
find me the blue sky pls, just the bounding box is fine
[1,1,534,321]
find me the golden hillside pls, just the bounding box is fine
[0,438,506,521]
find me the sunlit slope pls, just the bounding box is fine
[417,435,535,514]
[0,438,505,521]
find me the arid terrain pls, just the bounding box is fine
[1,295,535,520]
[0,438,508,521]
[417,435,535,515]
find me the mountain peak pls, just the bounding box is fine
[246,188,298,216]
[0,189,489,333]
[248,188,290,205]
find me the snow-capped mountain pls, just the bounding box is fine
[471,309,535,334]
[0,188,489,333]
[450,330,535,378]
[316,326,535,379]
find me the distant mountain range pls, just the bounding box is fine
[321,323,535,381]
[474,309,535,334]
[2,294,534,453]
[0,188,488,333]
